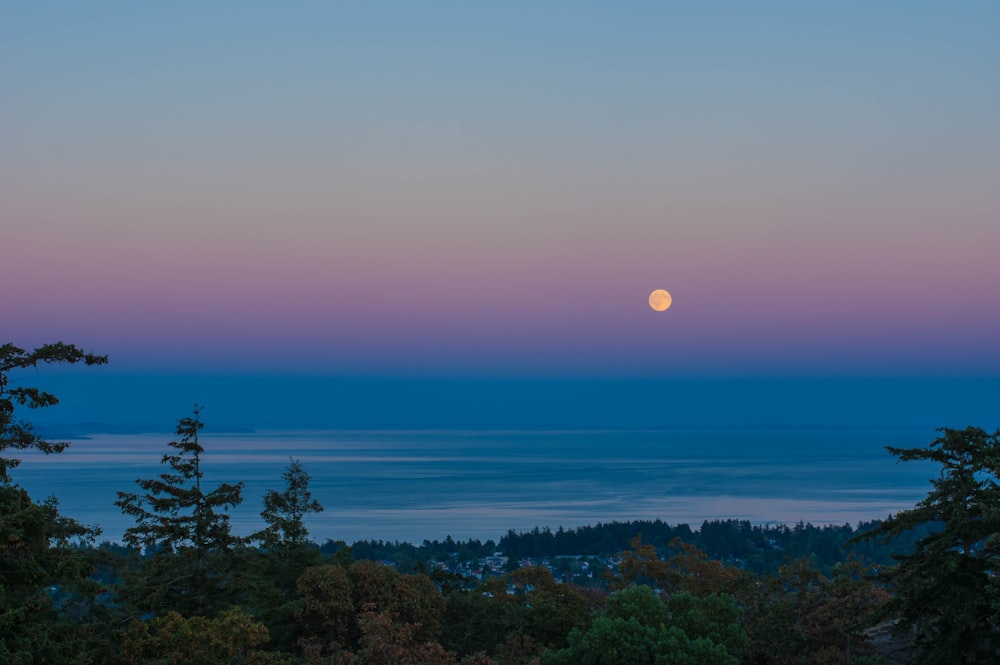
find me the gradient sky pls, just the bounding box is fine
[4,2,999,428]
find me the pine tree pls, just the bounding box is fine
[0,341,107,662]
[0,342,108,482]
[254,457,323,548]
[853,426,1000,664]
[116,406,243,553]
[115,406,245,616]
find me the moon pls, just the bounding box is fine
[648,289,672,312]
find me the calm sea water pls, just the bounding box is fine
[14,428,938,544]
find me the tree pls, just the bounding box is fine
[736,556,888,665]
[0,484,102,663]
[254,457,323,548]
[543,585,744,665]
[853,426,1000,664]
[353,609,458,665]
[512,566,593,650]
[613,535,743,597]
[0,341,107,662]
[115,406,245,616]
[116,406,244,554]
[119,608,282,665]
[295,563,357,655]
[294,560,447,658]
[440,586,528,659]
[0,342,108,482]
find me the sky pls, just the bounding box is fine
[4,2,999,430]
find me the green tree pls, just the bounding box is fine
[0,342,108,482]
[295,562,357,655]
[0,485,102,663]
[0,341,107,663]
[294,560,447,658]
[254,457,323,548]
[228,544,325,654]
[119,608,285,665]
[740,556,889,665]
[116,406,243,553]
[853,426,1000,664]
[115,406,245,616]
[512,566,593,650]
[543,585,743,665]
[440,586,528,658]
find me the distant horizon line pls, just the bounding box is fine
[38,422,944,439]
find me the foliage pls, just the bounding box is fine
[740,556,888,665]
[115,407,245,616]
[500,521,690,561]
[119,607,281,665]
[294,559,447,658]
[0,484,103,664]
[296,562,358,654]
[852,426,1000,664]
[663,592,747,658]
[116,406,244,553]
[254,457,324,548]
[543,585,744,665]
[614,536,744,597]
[345,518,927,582]
[346,536,498,571]
[440,584,529,658]
[498,519,925,577]
[352,608,459,665]
[512,566,595,649]
[0,342,108,483]
[227,543,326,652]
[0,341,106,663]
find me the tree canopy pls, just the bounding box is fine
[114,406,247,617]
[854,426,1000,664]
[254,457,324,548]
[0,342,107,483]
[115,406,244,554]
[0,341,107,663]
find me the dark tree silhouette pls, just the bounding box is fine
[0,341,106,662]
[0,342,107,482]
[253,457,323,547]
[116,406,244,553]
[853,426,1000,664]
[115,406,245,616]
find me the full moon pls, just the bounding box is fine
[648,289,672,312]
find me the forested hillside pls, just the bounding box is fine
[346,517,935,578]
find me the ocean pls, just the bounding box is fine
[13,427,938,545]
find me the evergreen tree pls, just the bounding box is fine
[854,426,1000,664]
[116,406,243,553]
[115,406,245,616]
[0,341,107,662]
[254,457,323,548]
[237,457,325,651]
[0,484,102,663]
[0,342,108,482]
